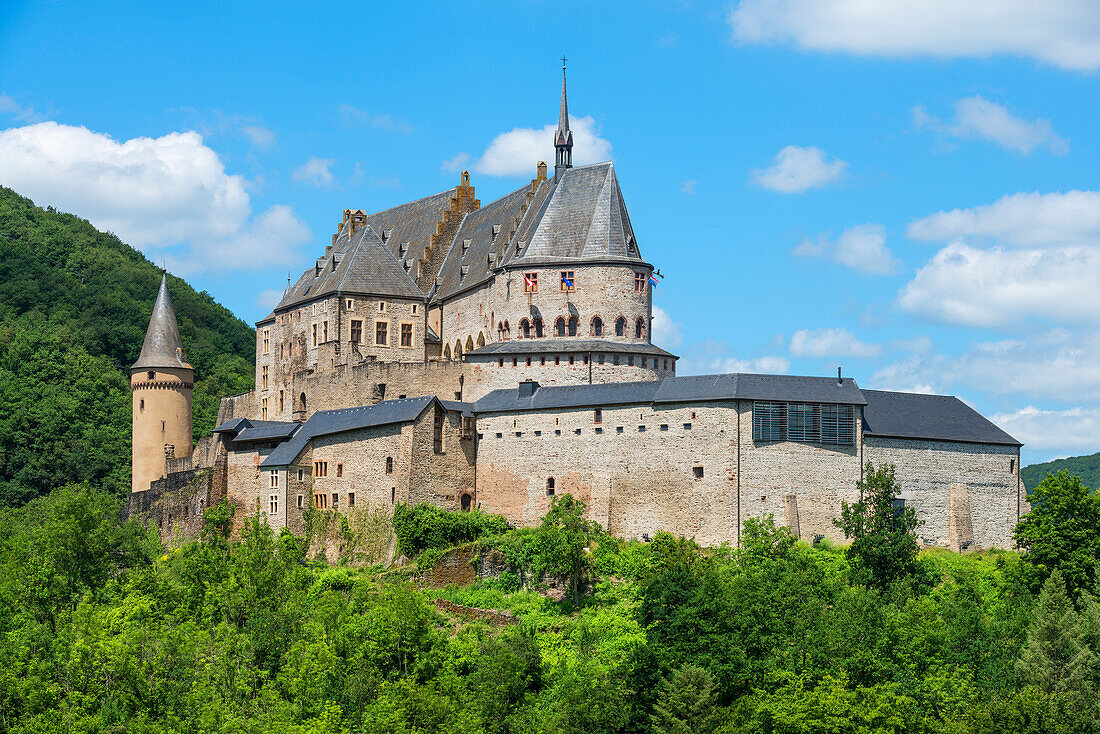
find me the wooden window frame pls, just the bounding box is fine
[559,270,575,293]
[375,320,388,346]
[524,272,539,293]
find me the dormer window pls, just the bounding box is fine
[147,371,155,381]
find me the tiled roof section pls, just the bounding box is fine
[861,390,1021,446]
[474,372,868,414]
[233,423,302,443]
[276,225,424,310]
[361,188,457,264]
[434,181,545,299]
[515,163,642,264]
[133,275,191,371]
[213,418,297,434]
[260,396,436,468]
[466,338,676,358]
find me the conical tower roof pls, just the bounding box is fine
[132,274,191,371]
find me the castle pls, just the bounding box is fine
[128,69,1025,551]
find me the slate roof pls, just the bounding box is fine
[434,180,549,299]
[467,339,676,358]
[133,275,191,371]
[233,423,302,444]
[474,373,868,414]
[213,417,297,434]
[275,224,424,311]
[861,390,1021,446]
[260,396,437,468]
[514,163,641,264]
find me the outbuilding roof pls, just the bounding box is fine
[861,389,1021,447]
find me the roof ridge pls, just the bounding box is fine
[355,186,457,220]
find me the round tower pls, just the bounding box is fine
[131,274,193,493]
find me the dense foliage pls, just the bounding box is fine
[1014,470,1100,596]
[0,186,256,505]
[392,503,509,558]
[1023,451,1100,493]
[7,476,1100,733]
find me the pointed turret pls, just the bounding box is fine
[131,273,193,493]
[133,274,191,370]
[554,58,573,177]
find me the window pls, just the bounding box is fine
[617,426,624,434]
[433,407,444,453]
[346,299,354,310]
[461,494,472,511]
[547,477,555,496]
[753,402,786,442]
[598,354,605,365]
[392,487,396,504]
[512,357,518,367]
[628,356,634,366]
[534,318,544,337]
[560,270,575,292]
[279,390,285,412]
[269,494,279,513]
[460,417,475,439]
[312,324,318,347]
[336,463,343,477]
[1010,459,1016,473]
[660,424,668,431]
[379,301,387,312]
[820,404,856,445]
[351,319,362,343]
[263,329,270,354]
[594,409,602,424]
[613,355,620,365]
[615,317,626,337]
[592,316,603,336]
[412,304,418,314]
[297,495,303,509]
[684,423,692,430]
[262,365,269,390]
[147,371,156,381]
[400,323,413,347]
[524,272,539,293]
[638,425,646,432]
[634,271,647,292]
[753,402,855,445]
[314,460,328,477]
[555,317,566,337]
[568,355,575,365]
[269,470,279,488]
[520,319,531,338]
[314,493,327,509]
[261,398,268,420]
[348,492,355,508]
[498,357,504,367]
[540,356,546,366]
[693,466,704,479]
[526,356,532,366]
[554,429,561,436]
[788,404,817,442]
[375,321,388,345]
[332,493,339,509]
[554,355,560,366]
[635,318,645,339]
[297,468,304,481]
[567,316,578,336]
[385,456,393,473]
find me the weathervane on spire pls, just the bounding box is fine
[561,54,567,71]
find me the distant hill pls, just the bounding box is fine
[1022,452,1100,492]
[0,186,255,506]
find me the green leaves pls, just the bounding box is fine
[1014,470,1100,596]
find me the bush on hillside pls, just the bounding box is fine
[392,502,509,558]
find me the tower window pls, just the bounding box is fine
[635,318,645,339]
[139,399,144,410]
[297,495,303,509]
[298,468,304,481]
[161,420,166,432]
[147,371,156,381]
[269,471,278,488]
[693,466,704,479]
[560,271,575,292]
[547,477,555,496]
[524,272,538,293]
[348,492,355,507]
[594,409,602,424]
[336,463,343,477]
[615,318,626,337]
[385,456,393,473]
[634,271,646,292]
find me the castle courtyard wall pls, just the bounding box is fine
[863,436,1022,550]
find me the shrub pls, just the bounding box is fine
[392,502,509,558]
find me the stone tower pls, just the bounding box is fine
[554,60,573,177]
[131,274,193,493]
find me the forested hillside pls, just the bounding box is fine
[3,470,1100,734]
[1023,451,1100,492]
[0,186,256,506]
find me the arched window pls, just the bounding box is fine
[497,321,504,341]
[520,318,531,338]
[635,317,645,339]
[555,317,566,337]
[385,456,393,474]
[534,318,544,337]
[476,332,486,347]
[454,340,463,357]
[567,316,578,336]
[465,335,474,352]
[299,392,307,412]
[461,493,472,511]
[443,344,451,360]
[503,320,510,339]
[615,317,626,337]
[546,477,555,496]
[591,316,603,336]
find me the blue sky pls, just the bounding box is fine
[3,0,1100,464]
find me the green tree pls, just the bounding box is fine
[1018,571,1093,696]
[834,462,922,590]
[651,665,720,734]
[535,494,599,603]
[1014,470,1100,596]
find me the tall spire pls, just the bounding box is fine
[554,56,573,177]
[132,274,190,370]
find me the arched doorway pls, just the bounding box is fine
[460,493,472,512]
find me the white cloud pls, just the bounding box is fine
[713,355,792,374]
[789,327,881,359]
[651,306,683,348]
[677,339,790,376]
[914,96,1068,155]
[899,242,1100,327]
[0,121,310,274]
[680,179,697,195]
[473,115,612,177]
[728,0,1100,71]
[794,223,900,275]
[255,288,286,312]
[292,156,336,188]
[991,405,1100,452]
[441,152,471,173]
[241,125,276,149]
[750,145,846,193]
[908,190,1100,248]
[0,93,44,123]
[337,104,412,134]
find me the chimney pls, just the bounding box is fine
[537,161,547,181]
[518,380,539,398]
[837,366,843,385]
